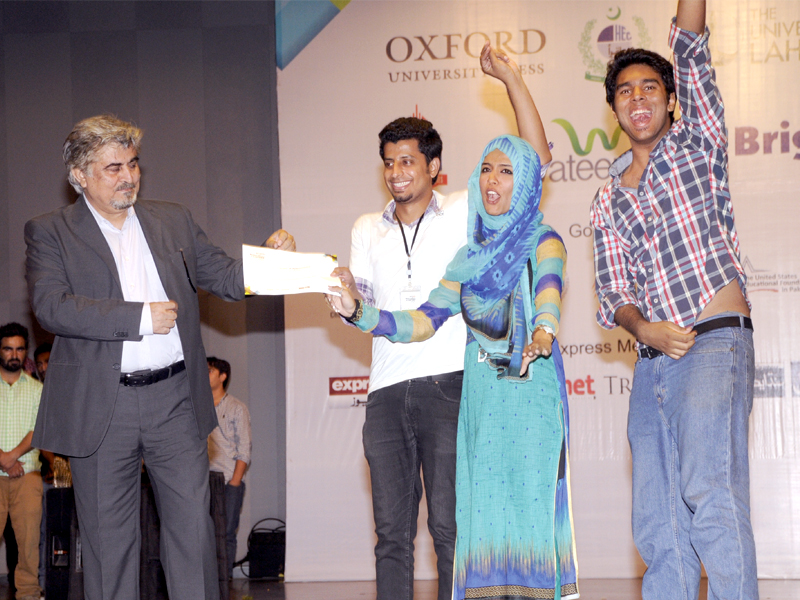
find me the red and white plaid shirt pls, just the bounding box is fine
[591,20,749,330]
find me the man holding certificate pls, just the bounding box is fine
[25,114,294,600]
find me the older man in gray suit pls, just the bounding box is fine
[24,115,294,600]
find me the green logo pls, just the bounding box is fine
[552,119,623,156]
[579,7,651,82]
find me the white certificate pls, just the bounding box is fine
[243,245,340,295]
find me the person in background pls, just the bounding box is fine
[207,356,251,580]
[33,344,51,384]
[0,322,43,600]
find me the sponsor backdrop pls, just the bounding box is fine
[276,0,799,582]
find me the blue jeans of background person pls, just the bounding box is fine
[363,371,463,600]
[628,313,758,600]
[224,481,245,579]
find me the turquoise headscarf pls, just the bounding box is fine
[445,135,549,379]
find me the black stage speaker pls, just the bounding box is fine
[247,519,285,579]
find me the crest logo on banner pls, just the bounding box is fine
[579,6,651,82]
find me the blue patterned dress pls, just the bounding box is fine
[352,233,578,600]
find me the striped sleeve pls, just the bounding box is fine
[354,279,461,343]
[532,230,566,336]
[669,20,725,149]
[591,185,637,329]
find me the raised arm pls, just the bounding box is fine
[676,0,705,35]
[669,0,721,146]
[480,41,552,165]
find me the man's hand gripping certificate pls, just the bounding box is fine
[243,245,341,295]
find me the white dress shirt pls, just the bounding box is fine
[85,197,184,372]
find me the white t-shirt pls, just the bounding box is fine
[349,189,468,393]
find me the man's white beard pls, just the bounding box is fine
[111,192,138,210]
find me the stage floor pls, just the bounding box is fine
[225,579,799,600]
[2,578,796,599]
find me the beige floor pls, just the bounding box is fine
[230,578,800,600]
[2,577,795,599]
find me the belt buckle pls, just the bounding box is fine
[477,348,487,363]
[637,346,652,360]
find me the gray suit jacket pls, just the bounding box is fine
[25,197,245,457]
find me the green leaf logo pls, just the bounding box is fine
[552,119,623,156]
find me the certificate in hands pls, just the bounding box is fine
[243,245,340,295]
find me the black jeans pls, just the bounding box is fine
[363,371,463,600]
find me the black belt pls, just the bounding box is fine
[637,316,753,360]
[408,370,464,383]
[120,360,186,387]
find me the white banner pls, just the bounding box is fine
[278,0,800,581]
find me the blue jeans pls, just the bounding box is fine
[629,314,758,600]
[363,371,463,600]
[224,481,245,579]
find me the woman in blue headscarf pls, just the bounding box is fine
[329,131,577,600]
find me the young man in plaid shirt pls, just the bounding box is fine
[591,1,758,599]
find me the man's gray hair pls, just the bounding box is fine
[63,115,143,194]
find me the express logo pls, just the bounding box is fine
[579,7,651,82]
[329,376,370,395]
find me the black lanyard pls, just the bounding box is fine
[396,211,424,282]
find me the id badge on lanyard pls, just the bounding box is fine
[400,282,422,310]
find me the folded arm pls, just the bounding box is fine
[0,431,34,472]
